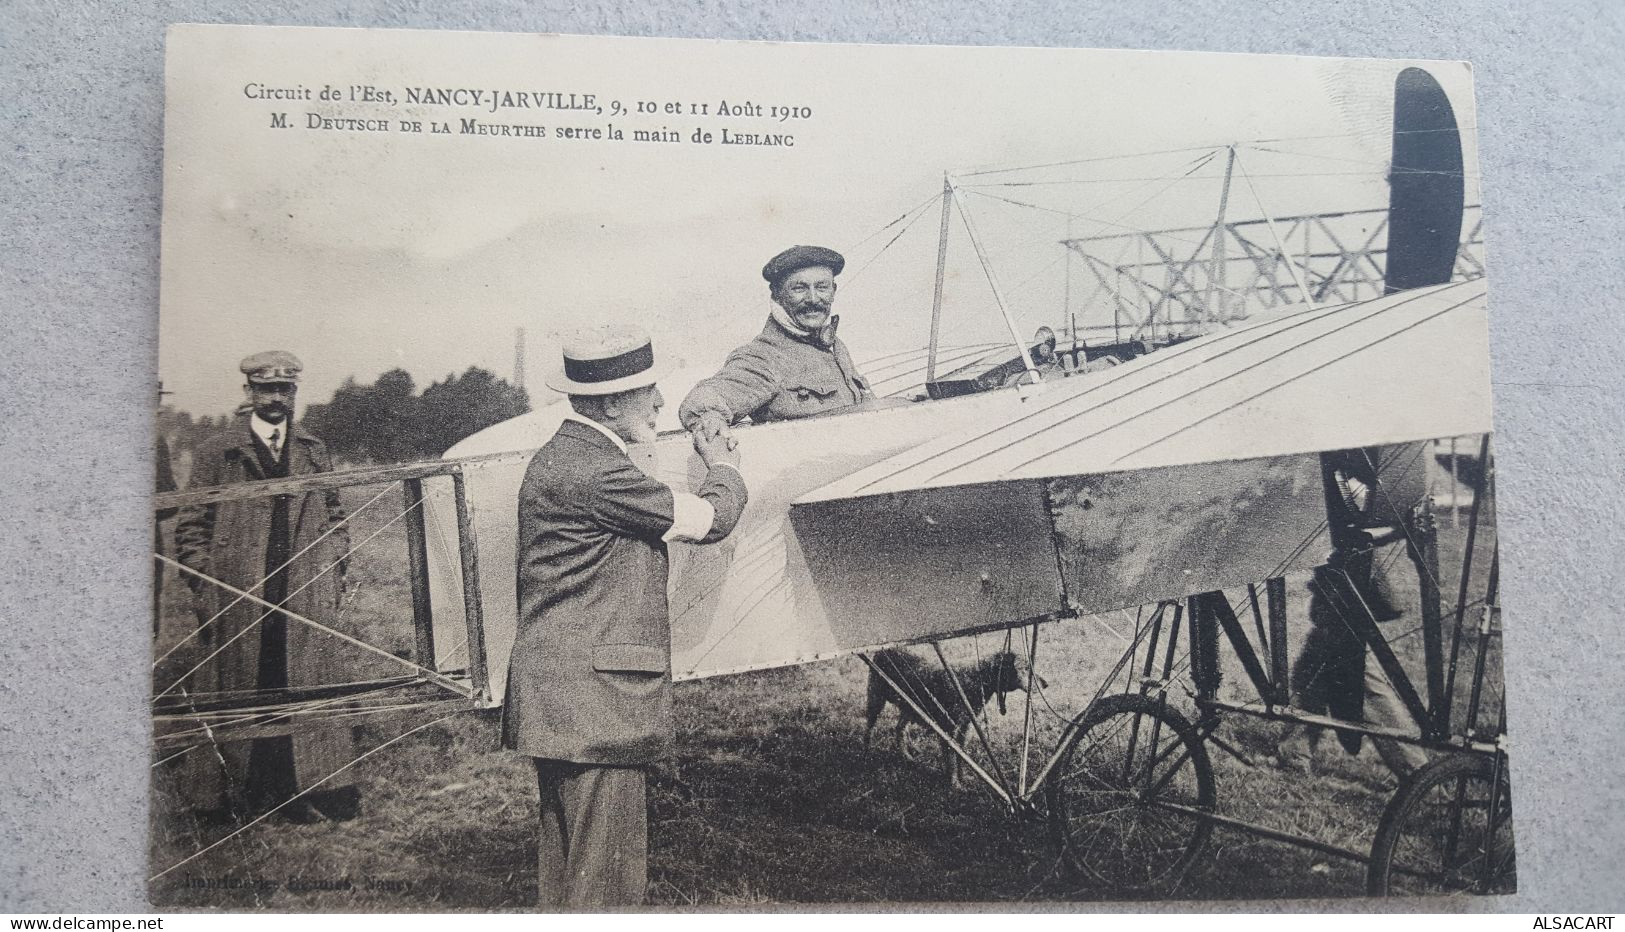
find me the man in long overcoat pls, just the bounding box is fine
[678,245,873,445]
[502,326,748,907]
[174,351,358,823]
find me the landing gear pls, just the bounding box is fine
[1045,694,1215,891]
[1366,752,1515,895]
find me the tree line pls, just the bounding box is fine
[158,366,530,468]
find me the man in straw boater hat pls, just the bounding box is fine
[502,325,748,907]
[678,245,874,447]
[172,351,359,824]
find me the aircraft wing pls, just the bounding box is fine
[429,278,1490,695]
[791,278,1489,636]
[807,278,1489,493]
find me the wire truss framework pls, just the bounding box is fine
[1062,206,1485,338]
[150,457,495,751]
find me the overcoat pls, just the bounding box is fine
[501,419,747,765]
[173,418,354,803]
[678,314,871,429]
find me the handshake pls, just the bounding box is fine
[688,410,740,470]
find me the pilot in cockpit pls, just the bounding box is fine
[678,245,874,447]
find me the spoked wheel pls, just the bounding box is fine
[1044,693,1215,892]
[1366,751,1515,895]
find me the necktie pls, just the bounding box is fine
[268,426,282,459]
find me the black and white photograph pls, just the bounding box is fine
[148,25,1507,908]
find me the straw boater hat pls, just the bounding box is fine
[546,325,663,396]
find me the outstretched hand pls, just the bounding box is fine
[695,410,737,451]
[692,424,741,471]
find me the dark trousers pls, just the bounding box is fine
[533,759,648,908]
[241,487,298,815]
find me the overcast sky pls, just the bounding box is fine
[158,27,1479,416]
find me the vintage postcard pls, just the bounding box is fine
[152,25,1506,908]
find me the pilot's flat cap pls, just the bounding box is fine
[762,245,845,285]
[240,350,303,384]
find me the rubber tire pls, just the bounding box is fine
[1366,751,1515,895]
[1045,693,1216,892]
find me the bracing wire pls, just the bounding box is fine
[1233,149,1317,306]
[153,482,398,669]
[843,192,946,289]
[149,712,460,882]
[952,125,1476,179]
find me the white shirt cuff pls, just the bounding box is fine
[663,491,717,543]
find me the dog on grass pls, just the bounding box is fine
[863,647,1046,786]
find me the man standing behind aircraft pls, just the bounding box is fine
[502,326,748,907]
[1279,447,1430,780]
[679,245,872,446]
[174,351,358,824]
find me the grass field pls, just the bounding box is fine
[148,479,1507,909]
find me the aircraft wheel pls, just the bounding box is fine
[1045,693,1214,891]
[1366,751,1515,895]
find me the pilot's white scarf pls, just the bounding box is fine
[770,303,812,338]
[769,304,835,348]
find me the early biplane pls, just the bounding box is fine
[152,65,1508,897]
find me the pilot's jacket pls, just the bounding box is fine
[173,417,355,807]
[501,418,747,764]
[678,313,872,429]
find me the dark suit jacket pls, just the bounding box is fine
[500,419,747,765]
